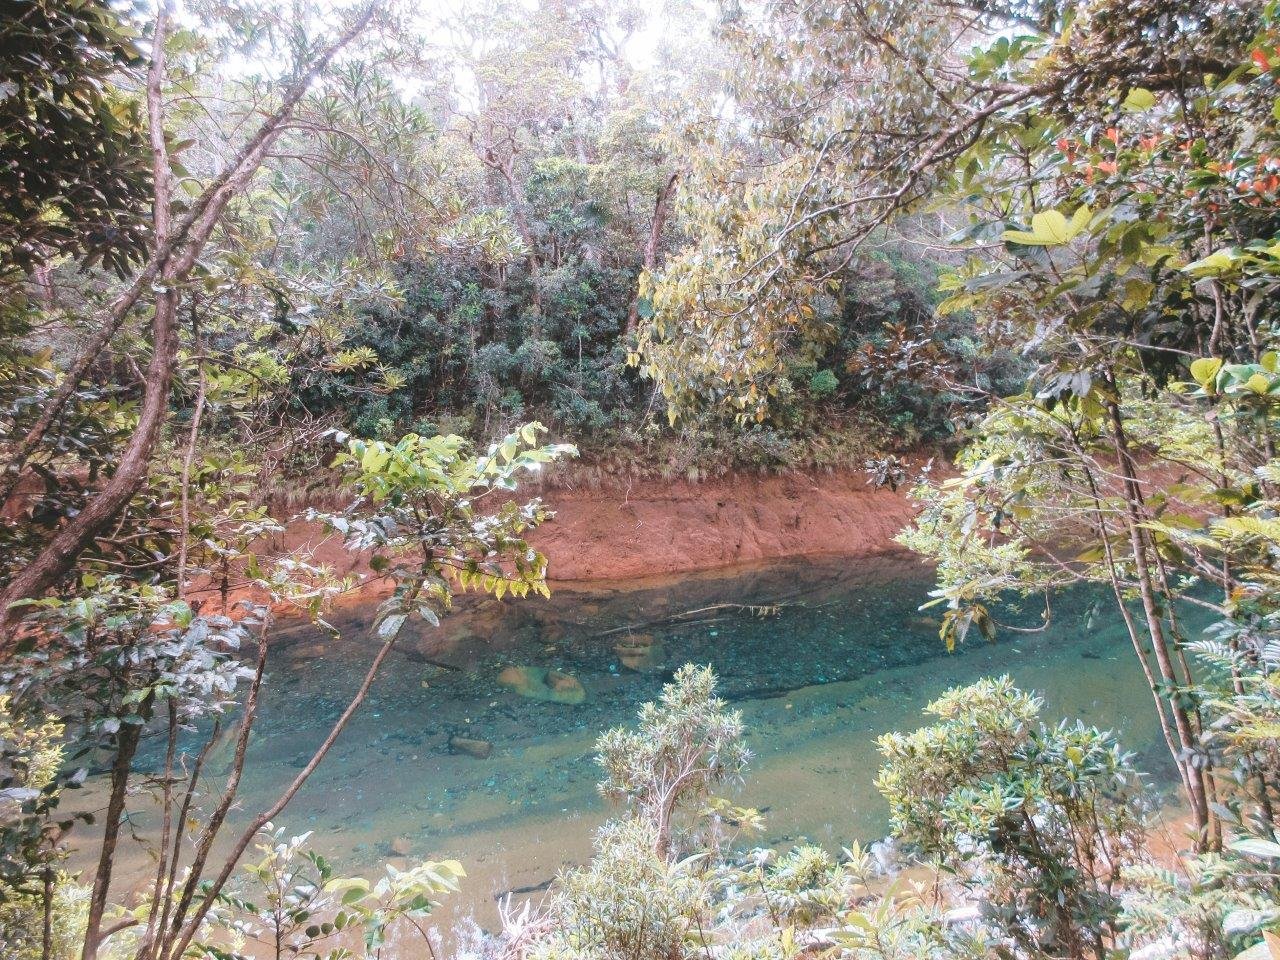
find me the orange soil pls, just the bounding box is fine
[208,467,923,613]
[529,468,921,581]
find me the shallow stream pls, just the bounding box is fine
[96,550,1182,930]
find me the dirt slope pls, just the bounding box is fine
[530,469,918,582]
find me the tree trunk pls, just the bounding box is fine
[82,723,142,960]
[1103,393,1212,843]
[626,170,679,337]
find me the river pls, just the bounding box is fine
[82,549,1180,936]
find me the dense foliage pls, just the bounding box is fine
[0,0,152,283]
[5,0,1280,959]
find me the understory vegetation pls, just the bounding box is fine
[5,0,1280,959]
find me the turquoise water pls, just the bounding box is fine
[97,550,1183,927]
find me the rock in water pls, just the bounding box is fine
[497,665,529,688]
[546,669,576,692]
[390,836,412,856]
[615,633,664,672]
[449,735,493,759]
[497,665,586,705]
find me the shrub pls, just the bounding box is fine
[876,677,1148,959]
[530,818,712,960]
[0,880,96,960]
[596,664,751,858]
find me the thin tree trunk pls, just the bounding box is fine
[41,867,53,960]
[82,723,142,960]
[160,620,406,960]
[1103,392,1212,842]
[626,170,679,336]
[136,700,179,960]
[146,717,221,960]
[1078,457,1188,797]
[176,345,207,596]
[153,627,271,960]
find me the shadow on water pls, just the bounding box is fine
[85,548,1189,932]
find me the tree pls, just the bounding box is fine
[0,2,379,636]
[0,0,153,286]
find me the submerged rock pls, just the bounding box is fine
[390,836,413,856]
[546,669,578,692]
[615,633,664,672]
[497,665,587,704]
[449,735,493,759]
[497,665,528,688]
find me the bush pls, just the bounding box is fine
[596,664,751,858]
[876,677,1148,959]
[530,818,712,960]
[0,880,96,960]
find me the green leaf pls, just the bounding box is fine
[1122,87,1157,111]
[1189,357,1223,388]
[1229,837,1280,858]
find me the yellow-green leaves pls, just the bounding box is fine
[1186,355,1280,400]
[1189,357,1223,389]
[1183,247,1243,278]
[1247,373,1273,395]
[322,424,574,611]
[1121,87,1157,111]
[1002,205,1092,246]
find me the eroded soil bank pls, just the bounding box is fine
[252,468,920,597]
[532,467,923,580]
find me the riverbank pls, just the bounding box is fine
[529,466,921,581]
[228,467,921,615]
